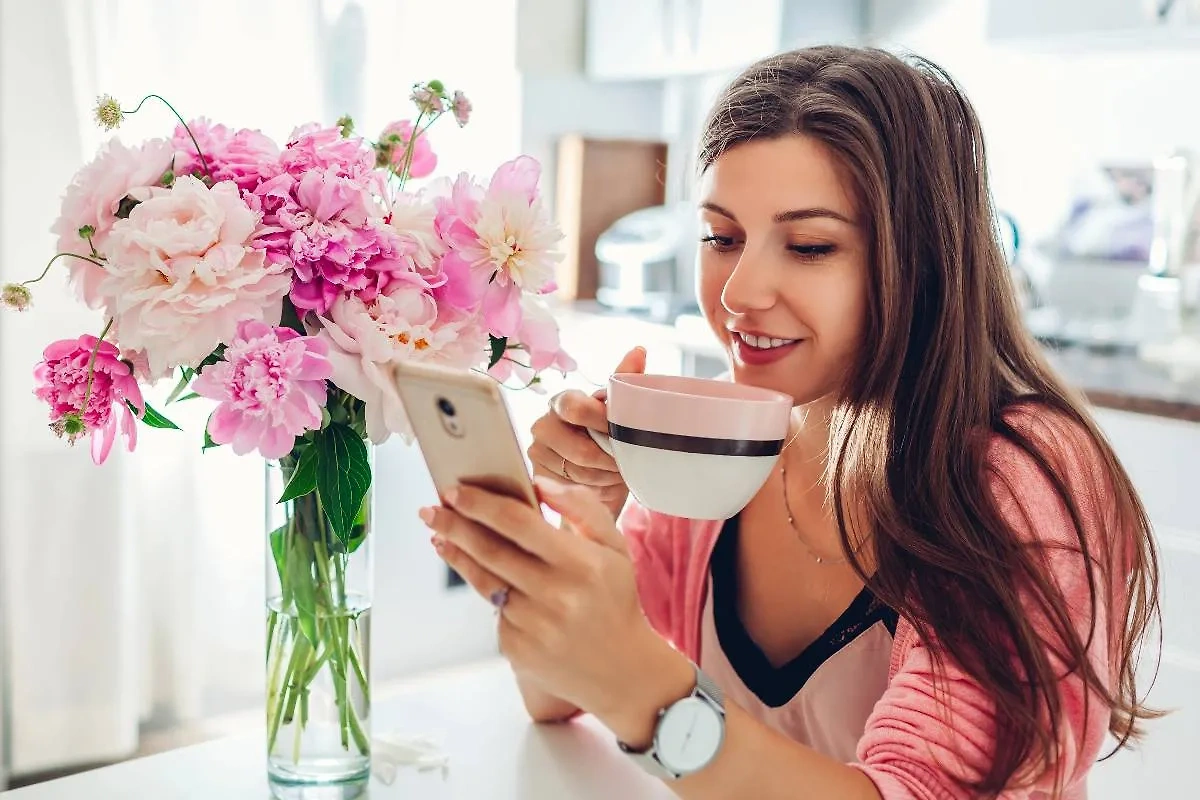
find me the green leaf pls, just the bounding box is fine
[288,536,319,647]
[133,401,181,430]
[165,368,192,404]
[176,392,200,402]
[346,525,367,555]
[278,447,318,503]
[488,335,507,369]
[280,299,306,335]
[268,523,291,608]
[196,344,226,374]
[114,194,140,219]
[202,425,221,452]
[342,496,370,555]
[314,423,371,548]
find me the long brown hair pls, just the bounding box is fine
[699,46,1161,796]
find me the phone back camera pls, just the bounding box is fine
[436,396,464,438]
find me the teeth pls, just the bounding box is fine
[736,332,798,349]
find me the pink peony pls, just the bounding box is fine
[33,335,145,465]
[386,190,446,271]
[102,175,292,376]
[378,120,437,179]
[51,137,175,307]
[193,320,332,459]
[488,295,575,386]
[277,123,376,178]
[172,118,280,192]
[432,157,563,337]
[315,286,486,443]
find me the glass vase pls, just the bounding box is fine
[264,450,373,800]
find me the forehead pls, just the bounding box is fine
[698,135,857,220]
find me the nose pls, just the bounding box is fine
[720,248,777,316]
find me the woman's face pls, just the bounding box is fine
[697,135,869,405]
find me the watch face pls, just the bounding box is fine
[655,696,724,774]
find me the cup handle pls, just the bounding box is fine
[586,426,615,457]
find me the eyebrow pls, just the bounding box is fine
[700,201,853,226]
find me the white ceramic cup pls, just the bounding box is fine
[586,373,793,520]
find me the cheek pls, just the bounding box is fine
[812,261,869,357]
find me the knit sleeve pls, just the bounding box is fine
[618,499,678,644]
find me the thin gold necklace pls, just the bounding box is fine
[779,456,849,566]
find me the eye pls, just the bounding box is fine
[787,243,837,262]
[700,234,738,253]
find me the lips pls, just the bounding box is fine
[729,330,804,366]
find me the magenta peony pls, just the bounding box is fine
[33,335,145,465]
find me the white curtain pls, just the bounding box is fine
[1,0,520,776]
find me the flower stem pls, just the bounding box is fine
[79,318,114,417]
[121,94,212,181]
[24,252,105,287]
[397,108,446,189]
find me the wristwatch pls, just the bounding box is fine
[617,662,726,780]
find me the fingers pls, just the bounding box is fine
[422,504,546,593]
[444,484,571,567]
[549,390,609,434]
[530,411,617,471]
[431,538,538,630]
[526,441,622,487]
[612,345,647,376]
[534,476,628,554]
[430,535,507,603]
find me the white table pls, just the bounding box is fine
[1,660,673,799]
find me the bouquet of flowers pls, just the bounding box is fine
[3,84,574,790]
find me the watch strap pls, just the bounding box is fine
[618,662,726,780]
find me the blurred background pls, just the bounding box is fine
[1,0,1198,794]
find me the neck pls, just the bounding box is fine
[783,396,835,485]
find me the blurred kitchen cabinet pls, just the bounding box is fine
[1086,408,1200,799]
[555,135,668,301]
[585,0,783,81]
[780,0,867,48]
[988,0,1200,48]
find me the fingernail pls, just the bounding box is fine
[533,475,560,492]
[443,486,460,505]
[431,534,446,553]
[418,507,435,525]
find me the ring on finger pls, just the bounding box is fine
[560,455,571,481]
[489,585,511,615]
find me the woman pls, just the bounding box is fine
[419,46,1160,798]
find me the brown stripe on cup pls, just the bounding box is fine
[608,423,784,457]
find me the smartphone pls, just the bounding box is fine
[392,360,539,509]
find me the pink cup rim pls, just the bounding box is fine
[610,373,793,405]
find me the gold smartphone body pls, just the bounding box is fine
[392,360,539,509]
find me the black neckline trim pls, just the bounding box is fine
[710,515,899,708]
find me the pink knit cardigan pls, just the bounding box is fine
[619,410,1121,799]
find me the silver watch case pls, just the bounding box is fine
[618,663,726,780]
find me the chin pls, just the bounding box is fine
[727,363,822,405]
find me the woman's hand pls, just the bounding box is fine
[527,347,646,519]
[420,476,692,736]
